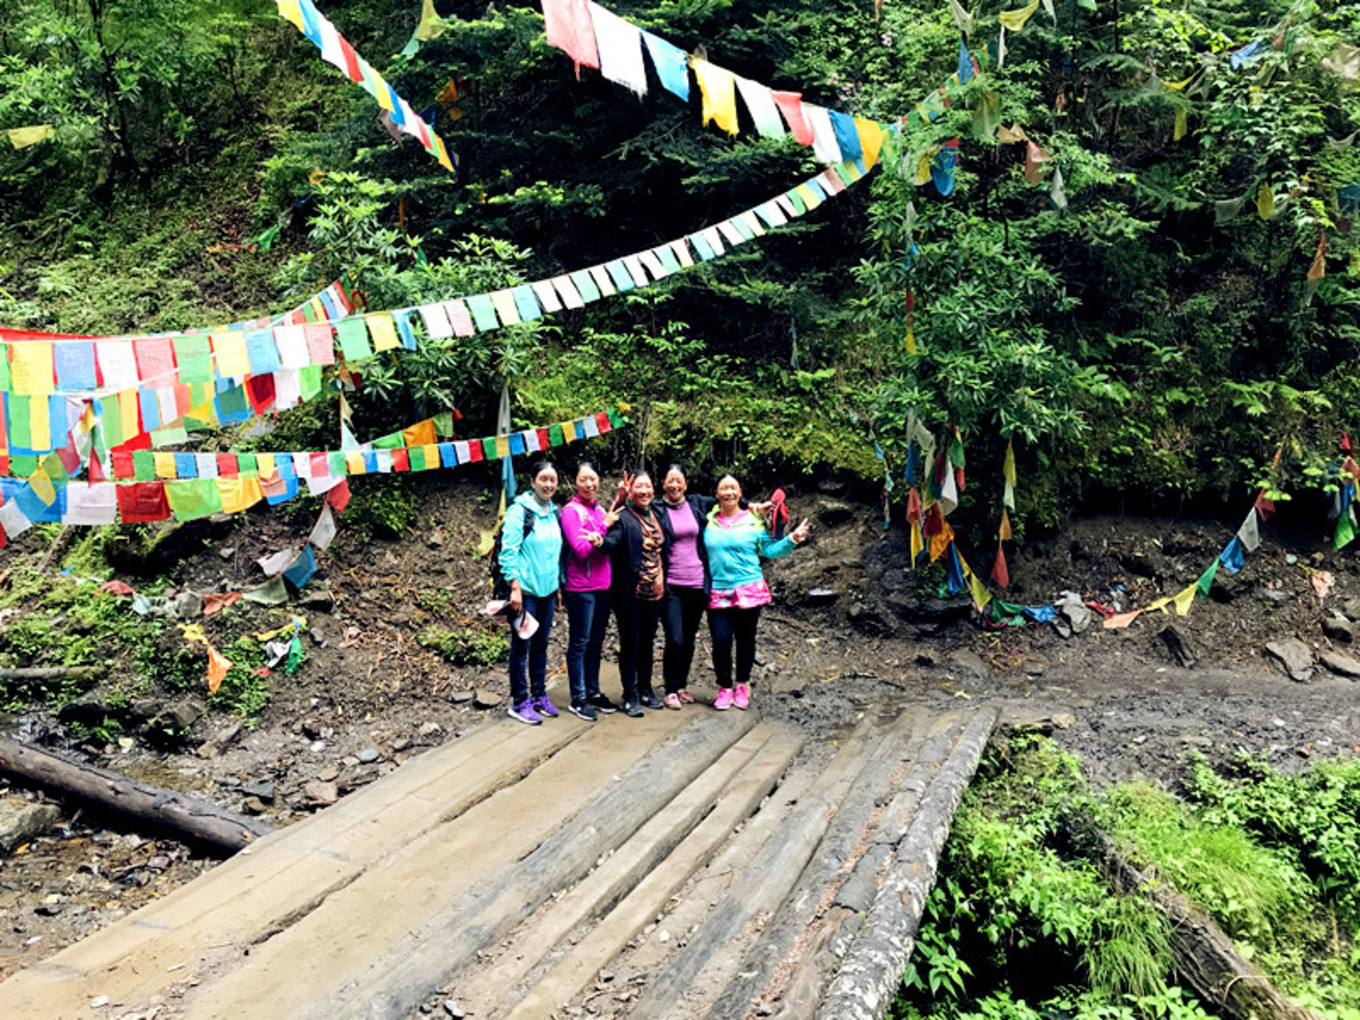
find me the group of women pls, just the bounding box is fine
[496,461,810,724]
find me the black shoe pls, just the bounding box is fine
[639,691,664,711]
[623,698,644,718]
[568,701,598,722]
[588,693,620,714]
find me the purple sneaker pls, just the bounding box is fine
[508,700,543,725]
[534,695,559,719]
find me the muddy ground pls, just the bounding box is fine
[0,476,1356,980]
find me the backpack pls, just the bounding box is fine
[489,503,563,599]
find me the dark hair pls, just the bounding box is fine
[632,470,654,487]
[575,460,599,480]
[529,460,557,480]
[663,463,687,481]
[716,473,740,487]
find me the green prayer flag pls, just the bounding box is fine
[833,163,856,187]
[41,453,68,486]
[1336,512,1356,550]
[569,271,601,303]
[373,432,404,450]
[329,451,346,476]
[480,437,497,460]
[302,303,318,323]
[336,318,374,364]
[1196,557,1219,598]
[786,189,807,214]
[166,479,223,520]
[607,408,624,429]
[654,246,682,275]
[990,598,1028,627]
[8,455,36,477]
[0,346,10,390]
[217,385,249,419]
[409,447,427,472]
[465,295,500,332]
[173,336,213,384]
[299,366,323,400]
[133,451,155,482]
[730,217,755,242]
[432,412,453,437]
[548,424,565,447]
[152,425,190,447]
[236,453,258,476]
[9,395,31,450]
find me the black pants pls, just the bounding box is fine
[708,605,761,690]
[615,596,662,700]
[661,586,707,694]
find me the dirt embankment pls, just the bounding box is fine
[0,477,1357,974]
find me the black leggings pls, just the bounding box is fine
[615,596,662,700]
[661,586,708,694]
[708,605,761,690]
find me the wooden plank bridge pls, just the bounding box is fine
[0,701,996,1020]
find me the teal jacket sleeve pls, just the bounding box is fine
[499,501,528,585]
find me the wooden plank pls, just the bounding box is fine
[501,729,807,1020]
[185,710,744,1020]
[455,722,783,1014]
[813,707,997,1020]
[0,718,588,1020]
[630,713,889,1019]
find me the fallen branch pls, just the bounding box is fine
[0,737,270,856]
[0,666,103,682]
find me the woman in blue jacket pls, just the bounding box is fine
[500,460,564,725]
[703,474,809,711]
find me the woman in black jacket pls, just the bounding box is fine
[602,472,669,717]
[656,464,717,708]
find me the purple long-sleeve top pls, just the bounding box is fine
[561,494,612,592]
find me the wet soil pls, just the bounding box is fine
[1,477,1357,979]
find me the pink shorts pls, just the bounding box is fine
[708,579,772,610]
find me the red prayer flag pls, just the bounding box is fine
[247,374,276,414]
[991,545,1010,587]
[217,453,239,477]
[117,482,171,523]
[771,91,814,145]
[536,427,550,451]
[111,451,136,480]
[541,0,600,74]
[326,478,351,511]
[595,411,612,434]
[338,36,363,83]
[392,448,410,472]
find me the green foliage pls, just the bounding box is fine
[345,475,421,543]
[211,636,270,718]
[417,626,509,667]
[1185,752,1360,931]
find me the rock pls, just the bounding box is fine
[473,688,503,709]
[127,698,164,723]
[804,588,839,605]
[1061,603,1094,635]
[419,722,443,738]
[301,718,324,739]
[241,797,267,815]
[91,995,110,1008]
[316,766,340,782]
[1343,597,1360,621]
[169,591,203,619]
[391,738,410,752]
[443,1001,466,1019]
[1019,655,1048,676]
[428,529,445,548]
[240,781,275,803]
[298,587,335,612]
[1160,625,1198,669]
[915,649,940,668]
[218,547,236,560]
[945,649,988,679]
[1265,588,1290,602]
[310,628,327,648]
[58,698,111,726]
[1264,638,1315,682]
[816,476,850,496]
[357,748,381,764]
[303,781,339,807]
[0,797,60,852]
[1322,612,1354,643]
[817,501,855,527]
[1320,650,1360,678]
[159,699,205,732]
[450,689,474,704]
[1052,616,1073,639]
[35,900,64,916]
[1003,709,1076,733]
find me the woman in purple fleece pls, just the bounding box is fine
[560,462,621,721]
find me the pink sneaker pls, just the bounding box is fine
[663,693,682,710]
[734,684,751,710]
[676,690,694,704]
[713,687,735,711]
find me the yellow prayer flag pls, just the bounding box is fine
[1163,74,1196,92]
[28,469,56,506]
[8,125,55,150]
[1003,439,1017,485]
[1256,184,1276,221]
[1144,596,1172,614]
[997,0,1040,31]
[1173,107,1187,141]
[691,59,739,136]
[346,451,366,475]
[154,452,177,479]
[969,572,993,610]
[256,453,276,476]
[997,123,1028,144]
[909,522,923,565]
[403,419,437,448]
[211,333,251,379]
[416,0,445,41]
[373,71,395,112]
[119,391,139,441]
[10,343,54,395]
[854,118,884,170]
[276,0,307,33]
[915,152,934,185]
[1307,233,1327,280]
[905,327,917,354]
[795,183,822,210]
[489,290,521,327]
[217,476,263,514]
[367,314,401,352]
[494,435,511,459]
[29,394,50,449]
[434,135,455,172]
[999,508,1013,541]
[1172,583,1197,616]
[562,420,579,443]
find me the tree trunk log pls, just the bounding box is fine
[1102,841,1322,1020]
[813,707,997,1020]
[0,666,103,682]
[0,736,269,855]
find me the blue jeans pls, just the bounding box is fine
[565,589,611,705]
[508,592,556,705]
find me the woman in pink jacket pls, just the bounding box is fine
[561,462,620,721]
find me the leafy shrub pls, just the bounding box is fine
[417,626,509,666]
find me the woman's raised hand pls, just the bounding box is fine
[613,473,634,509]
[602,508,621,529]
[790,518,811,545]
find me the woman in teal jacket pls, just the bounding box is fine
[703,474,809,710]
[500,460,565,725]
